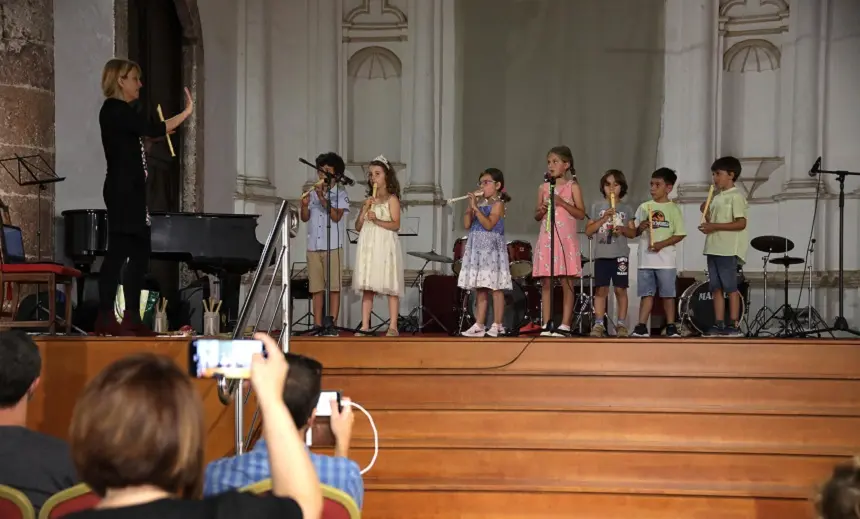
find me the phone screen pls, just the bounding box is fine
[316,390,342,417]
[188,339,264,379]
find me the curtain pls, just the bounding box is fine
[456,0,665,237]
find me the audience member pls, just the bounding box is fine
[64,333,322,519]
[817,458,860,519]
[204,352,364,508]
[0,330,78,513]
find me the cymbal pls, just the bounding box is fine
[408,250,454,264]
[751,235,795,254]
[769,256,805,267]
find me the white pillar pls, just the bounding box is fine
[406,0,437,194]
[312,0,340,182]
[236,0,274,195]
[784,0,822,192]
[662,0,716,196]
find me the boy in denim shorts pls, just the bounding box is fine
[698,156,747,337]
[585,170,636,337]
[631,168,687,337]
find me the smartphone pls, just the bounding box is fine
[315,390,342,417]
[309,390,342,447]
[188,338,264,379]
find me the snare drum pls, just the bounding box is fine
[452,236,468,276]
[507,240,533,279]
[678,280,747,335]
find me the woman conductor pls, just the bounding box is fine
[95,59,193,336]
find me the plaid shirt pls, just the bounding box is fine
[203,439,364,509]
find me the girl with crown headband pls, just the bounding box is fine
[353,155,404,336]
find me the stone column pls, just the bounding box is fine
[784,0,821,193]
[313,0,340,182]
[0,0,54,260]
[663,0,715,199]
[235,0,274,197]
[405,0,437,195]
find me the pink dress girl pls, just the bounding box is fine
[532,180,582,277]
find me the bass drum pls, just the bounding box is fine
[678,280,746,335]
[452,236,468,276]
[466,282,528,332]
[507,240,533,279]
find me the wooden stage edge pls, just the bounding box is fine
[30,334,860,519]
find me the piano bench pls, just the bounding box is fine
[1,264,81,335]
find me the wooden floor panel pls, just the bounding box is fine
[322,373,860,415]
[352,448,837,498]
[30,335,859,518]
[363,491,811,519]
[346,409,860,455]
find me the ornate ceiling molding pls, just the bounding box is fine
[343,0,408,30]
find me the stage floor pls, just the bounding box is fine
[30,333,860,519]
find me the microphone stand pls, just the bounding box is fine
[797,157,860,337]
[295,159,359,337]
[546,173,561,336]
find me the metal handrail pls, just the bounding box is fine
[214,199,299,455]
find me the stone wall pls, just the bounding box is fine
[0,0,55,260]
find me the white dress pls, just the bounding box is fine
[352,198,404,297]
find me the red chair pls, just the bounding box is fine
[38,484,100,519]
[0,224,80,334]
[0,484,35,519]
[241,480,361,518]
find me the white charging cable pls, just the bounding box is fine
[346,400,378,475]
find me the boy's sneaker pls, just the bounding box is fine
[631,323,649,337]
[616,323,630,337]
[665,323,681,337]
[722,325,743,337]
[461,323,486,337]
[486,323,506,337]
[590,322,606,337]
[703,325,725,337]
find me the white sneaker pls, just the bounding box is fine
[461,323,486,337]
[540,323,553,337]
[486,323,506,337]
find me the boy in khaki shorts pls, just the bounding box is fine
[300,152,350,334]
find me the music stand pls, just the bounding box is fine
[0,154,68,330]
[0,155,64,261]
[288,262,314,331]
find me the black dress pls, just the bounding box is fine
[97,98,167,323]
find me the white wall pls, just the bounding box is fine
[198,0,238,214]
[53,0,115,215]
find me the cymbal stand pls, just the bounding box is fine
[755,261,805,336]
[404,259,449,335]
[572,238,595,334]
[748,252,773,335]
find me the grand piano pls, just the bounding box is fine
[62,209,266,331]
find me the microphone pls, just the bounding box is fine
[544,171,555,185]
[809,156,822,177]
[298,157,355,185]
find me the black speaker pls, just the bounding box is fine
[176,278,211,334]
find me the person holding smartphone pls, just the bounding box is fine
[204,352,363,509]
[64,334,322,519]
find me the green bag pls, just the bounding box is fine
[114,285,160,327]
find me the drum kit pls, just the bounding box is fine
[406,237,597,336]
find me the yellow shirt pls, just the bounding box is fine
[704,186,748,263]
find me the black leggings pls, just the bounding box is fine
[99,230,151,321]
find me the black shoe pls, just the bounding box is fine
[721,325,743,337]
[665,323,681,337]
[631,323,649,337]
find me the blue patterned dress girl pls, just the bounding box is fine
[458,168,513,337]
